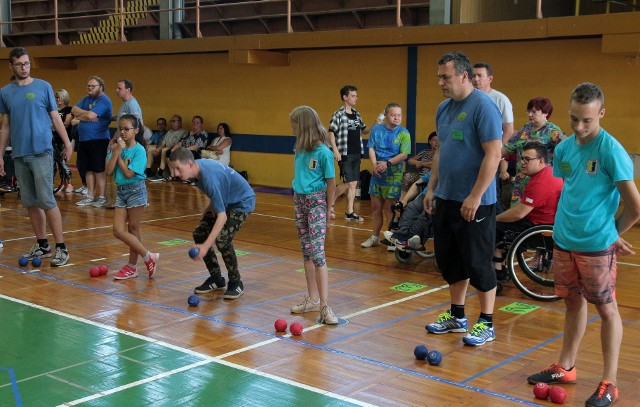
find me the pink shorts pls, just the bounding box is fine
[553,244,617,305]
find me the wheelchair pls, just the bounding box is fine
[496,224,559,302]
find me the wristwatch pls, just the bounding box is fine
[386,160,392,167]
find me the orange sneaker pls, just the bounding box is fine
[586,380,618,407]
[527,363,577,384]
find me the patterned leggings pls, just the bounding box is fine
[294,191,328,267]
[192,210,250,282]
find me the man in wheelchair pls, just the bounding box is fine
[383,172,431,250]
[493,142,563,281]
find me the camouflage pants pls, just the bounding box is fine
[193,210,250,282]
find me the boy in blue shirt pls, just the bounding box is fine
[169,147,255,299]
[527,83,640,407]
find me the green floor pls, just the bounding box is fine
[0,296,362,407]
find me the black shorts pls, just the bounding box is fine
[338,154,361,183]
[433,198,497,292]
[77,139,110,173]
[495,218,533,244]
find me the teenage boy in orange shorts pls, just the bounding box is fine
[527,83,640,407]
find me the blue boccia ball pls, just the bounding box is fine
[427,350,443,366]
[187,295,200,307]
[32,257,42,267]
[413,344,429,360]
[18,256,29,267]
[188,247,200,259]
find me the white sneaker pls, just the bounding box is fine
[76,196,96,206]
[383,230,394,242]
[92,196,108,208]
[361,235,379,248]
[408,235,422,249]
[387,245,396,251]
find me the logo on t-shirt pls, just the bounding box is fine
[308,159,318,170]
[525,197,534,204]
[586,159,598,174]
[457,112,467,122]
[26,93,35,100]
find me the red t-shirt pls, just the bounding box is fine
[522,166,563,225]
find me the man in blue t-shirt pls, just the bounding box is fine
[0,47,72,266]
[169,147,255,300]
[423,51,503,346]
[527,83,640,407]
[72,75,113,208]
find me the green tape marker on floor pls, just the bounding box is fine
[158,239,190,246]
[390,282,427,292]
[499,302,540,314]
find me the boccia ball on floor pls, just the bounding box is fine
[533,382,550,400]
[188,295,200,307]
[289,322,303,336]
[99,265,108,275]
[549,386,566,404]
[18,256,28,267]
[31,257,42,267]
[413,345,429,360]
[188,247,199,259]
[89,267,101,277]
[274,319,288,332]
[427,350,442,366]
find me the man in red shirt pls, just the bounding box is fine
[494,142,563,280]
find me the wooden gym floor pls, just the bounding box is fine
[1,179,640,406]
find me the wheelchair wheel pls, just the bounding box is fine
[506,225,559,302]
[395,248,413,264]
[415,237,435,259]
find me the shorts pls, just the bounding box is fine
[338,154,361,183]
[77,139,110,173]
[369,166,403,200]
[14,153,57,210]
[115,180,148,208]
[495,218,533,244]
[553,244,617,305]
[433,198,496,292]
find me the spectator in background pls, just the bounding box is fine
[71,75,113,208]
[145,117,167,176]
[149,114,187,181]
[202,122,232,166]
[54,89,74,192]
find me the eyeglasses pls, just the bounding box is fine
[118,127,134,132]
[520,156,541,164]
[87,84,99,89]
[12,62,31,69]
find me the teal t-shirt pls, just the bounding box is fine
[292,144,335,194]
[553,129,633,252]
[108,142,147,185]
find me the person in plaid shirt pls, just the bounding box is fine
[328,85,370,222]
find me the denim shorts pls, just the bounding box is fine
[14,152,57,209]
[115,180,148,208]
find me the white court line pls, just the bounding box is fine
[0,294,374,407]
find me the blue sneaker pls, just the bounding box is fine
[462,319,495,346]
[425,310,468,334]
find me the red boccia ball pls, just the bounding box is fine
[89,267,101,277]
[533,382,550,400]
[289,322,303,336]
[549,386,567,404]
[274,319,288,332]
[98,265,108,275]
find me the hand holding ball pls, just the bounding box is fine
[188,247,200,259]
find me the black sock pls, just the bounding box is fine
[479,313,493,327]
[37,239,49,248]
[55,243,67,250]
[450,304,465,319]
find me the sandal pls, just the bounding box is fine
[345,212,364,222]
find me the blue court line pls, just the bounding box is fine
[0,367,23,407]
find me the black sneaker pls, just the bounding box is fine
[224,280,244,299]
[194,275,226,294]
